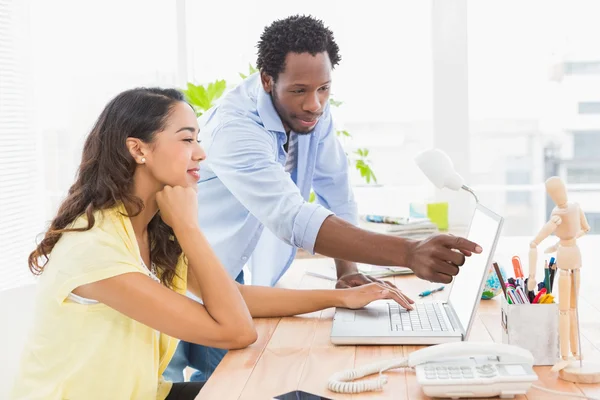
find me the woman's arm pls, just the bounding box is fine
[74,186,257,349]
[73,223,257,349]
[236,282,413,318]
[74,272,256,349]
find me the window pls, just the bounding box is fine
[1,1,181,291]
[578,102,600,114]
[0,0,39,291]
[572,131,600,159]
[467,0,600,235]
[185,0,434,217]
[565,61,600,76]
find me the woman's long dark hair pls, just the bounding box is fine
[29,87,186,288]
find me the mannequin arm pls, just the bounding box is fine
[528,215,561,290]
[576,207,591,239]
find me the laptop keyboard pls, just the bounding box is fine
[388,302,449,332]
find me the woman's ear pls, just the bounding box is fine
[126,138,147,164]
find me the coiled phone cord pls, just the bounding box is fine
[328,357,409,394]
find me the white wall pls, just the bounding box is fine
[0,284,36,398]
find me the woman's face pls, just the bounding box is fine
[142,101,205,189]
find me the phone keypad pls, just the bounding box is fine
[423,365,478,380]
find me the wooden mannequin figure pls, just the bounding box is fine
[528,176,600,383]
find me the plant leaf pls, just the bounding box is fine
[308,190,316,203]
[213,79,227,99]
[329,98,343,107]
[370,170,377,184]
[184,83,211,111]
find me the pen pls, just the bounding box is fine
[493,262,507,299]
[304,271,336,282]
[419,286,445,297]
[544,263,551,292]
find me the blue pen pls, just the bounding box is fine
[419,286,445,297]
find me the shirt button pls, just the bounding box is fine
[241,256,248,261]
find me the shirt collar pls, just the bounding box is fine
[256,81,286,134]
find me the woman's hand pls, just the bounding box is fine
[156,185,199,231]
[337,282,414,310]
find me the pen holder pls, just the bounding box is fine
[500,297,559,365]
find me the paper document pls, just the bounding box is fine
[304,263,413,281]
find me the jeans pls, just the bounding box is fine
[163,270,245,383]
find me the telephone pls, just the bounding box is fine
[328,341,538,399]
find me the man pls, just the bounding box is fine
[164,15,481,383]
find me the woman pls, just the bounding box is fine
[11,88,412,400]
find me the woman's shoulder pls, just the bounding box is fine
[54,204,137,262]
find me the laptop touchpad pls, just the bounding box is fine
[355,309,387,322]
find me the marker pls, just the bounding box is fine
[512,256,524,279]
[419,286,445,297]
[507,289,520,304]
[515,286,530,304]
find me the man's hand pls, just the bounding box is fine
[405,234,482,284]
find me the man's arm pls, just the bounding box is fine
[315,216,481,284]
[206,119,332,254]
[310,111,361,280]
[207,119,481,284]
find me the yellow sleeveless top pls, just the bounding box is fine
[10,204,187,399]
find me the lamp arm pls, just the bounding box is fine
[461,185,479,203]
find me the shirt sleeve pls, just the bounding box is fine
[206,119,333,254]
[311,112,359,226]
[52,230,145,304]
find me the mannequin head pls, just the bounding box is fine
[546,176,568,208]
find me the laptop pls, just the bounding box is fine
[330,203,503,345]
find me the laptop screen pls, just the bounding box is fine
[448,205,503,335]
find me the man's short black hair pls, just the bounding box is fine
[256,15,341,81]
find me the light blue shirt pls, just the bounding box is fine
[197,74,358,286]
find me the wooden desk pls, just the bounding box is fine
[198,236,600,399]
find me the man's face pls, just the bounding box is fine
[262,51,332,134]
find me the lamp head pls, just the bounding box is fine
[415,148,465,190]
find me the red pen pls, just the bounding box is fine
[511,256,524,279]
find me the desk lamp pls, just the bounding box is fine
[415,148,479,203]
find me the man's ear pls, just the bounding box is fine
[260,71,274,93]
[125,137,147,164]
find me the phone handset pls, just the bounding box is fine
[327,342,534,394]
[408,341,533,366]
